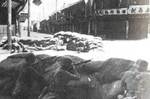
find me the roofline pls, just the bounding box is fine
[60,0,83,11]
[50,0,83,16]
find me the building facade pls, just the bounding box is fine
[39,0,150,40]
[95,0,150,39]
[0,0,27,40]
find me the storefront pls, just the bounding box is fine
[128,5,150,39]
[0,0,27,40]
[95,5,150,40]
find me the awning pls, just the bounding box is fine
[0,0,26,9]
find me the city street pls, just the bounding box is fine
[0,0,150,99]
[1,32,150,70]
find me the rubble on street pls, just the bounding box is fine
[0,32,103,53]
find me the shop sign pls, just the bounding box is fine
[96,10,103,16]
[96,8,127,16]
[95,5,150,16]
[103,8,127,15]
[20,13,28,18]
[128,5,150,14]
[19,13,28,22]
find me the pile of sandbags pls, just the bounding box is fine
[0,36,28,53]
[0,53,36,98]
[19,37,60,51]
[0,36,59,52]
[54,31,103,52]
[0,53,149,99]
[0,53,83,99]
[19,37,55,47]
[64,58,149,99]
[0,32,103,52]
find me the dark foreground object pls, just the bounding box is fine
[0,53,149,99]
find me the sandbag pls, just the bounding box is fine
[101,80,123,99]
[66,75,93,99]
[8,53,35,64]
[77,61,104,75]
[121,71,150,99]
[95,58,135,84]
[70,78,123,99]
[66,87,89,99]
[0,53,37,98]
[64,55,85,64]
[54,69,80,96]
[66,73,101,99]
[63,55,102,75]
[67,75,91,88]
[11,54,80,99]
[0,53,36,78]
[135,72,150,99]
[0,53,148,99]
[0,57,26,71]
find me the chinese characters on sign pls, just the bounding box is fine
[128,5,150,14]
[95,5,150,16]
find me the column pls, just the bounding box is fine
[7,0,12,51]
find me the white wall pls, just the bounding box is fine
[22,0,81,21]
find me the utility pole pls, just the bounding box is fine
[56,0,58,20]
[18,17,21,37]
[88,21,91,35]
[125,20,129,39]
[84,0,90,34]
[28,0,30,37]
[7,0,12,51]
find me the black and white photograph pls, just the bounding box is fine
[0,0,150,99]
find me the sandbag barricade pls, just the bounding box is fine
[54,31,103,52]
[0,53,149,99]
[0,32,103,53]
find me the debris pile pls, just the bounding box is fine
[19,37,57,51]
[0,36,28,53]
[0,53,149,99]
[54,31,103,52]
[0,32,103,52]
[0,36,58,52]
